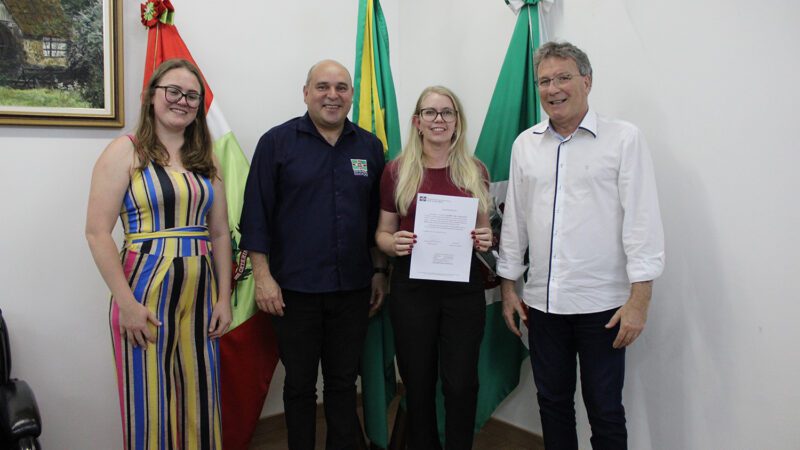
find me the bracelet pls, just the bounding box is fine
[373,267,390,275]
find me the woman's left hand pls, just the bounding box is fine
[472,227,493,252]
[208,299,232,339]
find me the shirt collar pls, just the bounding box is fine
[298,112,356,140]
[577,109,598,138]
[532,109,598,139]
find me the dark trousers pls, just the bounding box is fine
[528,307,627,450]
[390,255,486,450]
[271,288,371,450]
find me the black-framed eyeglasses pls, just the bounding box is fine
[155,85,202,108]
[536,73,579,89]
[418,108,458,123]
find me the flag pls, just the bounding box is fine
[353,0,401,447]
[139,3,279,449]
[472,0,543,431]
[477,0,543,185]
[353,0,401,159]
[434,0,544,441]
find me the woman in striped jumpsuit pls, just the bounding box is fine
[86,58,232,450]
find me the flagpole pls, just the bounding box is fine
[152,24,161,70]
[527,7,534,51]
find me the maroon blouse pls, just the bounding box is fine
[379,159,489,232]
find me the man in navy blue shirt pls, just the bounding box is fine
[240,60,387,449]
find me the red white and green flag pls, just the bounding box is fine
[139,3,279,449]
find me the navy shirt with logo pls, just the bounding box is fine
[240,113,385,293]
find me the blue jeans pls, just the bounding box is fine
[528,307,627,450]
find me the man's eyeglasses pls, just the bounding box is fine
[418,108,458,123]
[155,85,202,108]
[536,73,579,89]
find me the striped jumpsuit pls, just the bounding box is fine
[109,162,222,450]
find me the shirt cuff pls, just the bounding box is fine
[239,233,271,255]
[626,253,665,283]
[496,258,528,281]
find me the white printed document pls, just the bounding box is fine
[409,193,478,282]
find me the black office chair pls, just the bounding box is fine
[0,309,41,450]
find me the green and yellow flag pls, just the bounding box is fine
[353,0,401,447]
[353,0,401,159]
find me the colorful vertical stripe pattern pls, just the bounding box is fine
[143,18,280,449]
[110,163,222,450]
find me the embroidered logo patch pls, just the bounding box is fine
[350,159,368,177]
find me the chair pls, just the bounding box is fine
[0,309,42,450]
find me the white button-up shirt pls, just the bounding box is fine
[497,110,665,314]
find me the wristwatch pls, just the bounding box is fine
[373,267,390,275]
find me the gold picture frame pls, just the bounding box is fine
[0,0,123,127]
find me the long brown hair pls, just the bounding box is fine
[133,59,216,179]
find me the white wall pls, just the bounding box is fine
[536,1,800,448]
[1,0,799,449]
[0,1,386,448]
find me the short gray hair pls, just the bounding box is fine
[534,41,593,77]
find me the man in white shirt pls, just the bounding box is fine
[498,41,664,449]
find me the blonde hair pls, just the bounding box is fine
[134,59,215,179]
[394,86,491,215]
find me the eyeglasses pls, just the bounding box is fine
[536,73,579,89]
[418,108,458,123]
[155,85,202,108]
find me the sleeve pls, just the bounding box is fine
[379,160,398,213]
[496,137,530,282]
[476,158,490,190]
[618,127,665,282]
[239,132,278,254]
[367,138,386,247]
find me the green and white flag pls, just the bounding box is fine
[435,0,547,440]
[473,0,546,429]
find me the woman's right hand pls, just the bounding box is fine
[117,299,161,348]
[392,230,416,256]
[87,136,162,347]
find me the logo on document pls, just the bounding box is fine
[350,159,368,177]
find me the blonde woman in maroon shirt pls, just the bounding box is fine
[376,86,493,450]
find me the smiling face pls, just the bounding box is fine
[151,67,202,133]
[413,92,458,148]
[537,56,591,136]
[303,61,354,133]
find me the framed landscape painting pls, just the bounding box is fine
[0,0,123,127]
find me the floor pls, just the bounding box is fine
[249,395,544,450]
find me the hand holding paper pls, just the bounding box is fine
[409,193,479,282]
